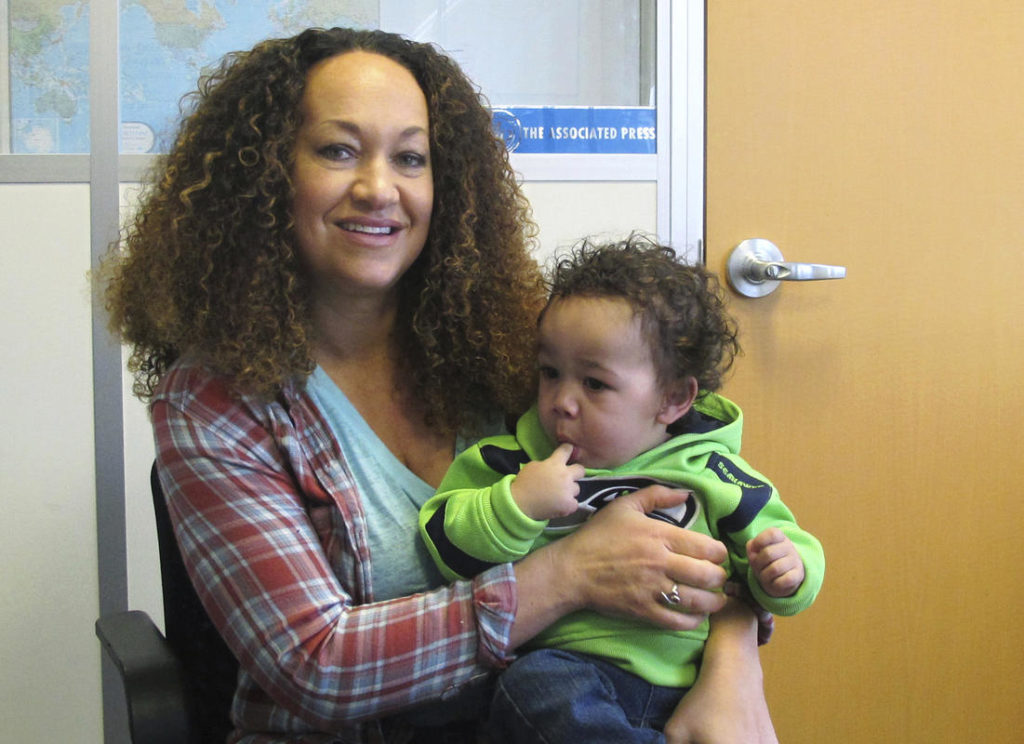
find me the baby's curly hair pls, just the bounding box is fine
[544,234,741,395]
[103,27,545,434]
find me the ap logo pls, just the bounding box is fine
[491,109,523,152]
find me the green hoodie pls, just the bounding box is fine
[419,393,825,687]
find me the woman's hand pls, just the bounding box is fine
[511,485,728,646]
[565,485,729,628]
[663,597,778,744]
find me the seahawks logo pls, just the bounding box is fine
[546,475,700,533]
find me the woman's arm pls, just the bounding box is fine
[663,597,778,744]
[510,486,729,648]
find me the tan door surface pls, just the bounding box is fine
[706,2,1024,742]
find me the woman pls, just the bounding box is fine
[104,27,774,743]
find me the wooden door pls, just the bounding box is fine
[705,2,1024,742]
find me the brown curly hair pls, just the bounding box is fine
[103,27,545,434]
[542,234,741,395]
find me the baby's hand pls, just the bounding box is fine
[510,443,585,521]
[747,528,805,598]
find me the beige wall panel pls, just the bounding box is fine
[0,184,102,742]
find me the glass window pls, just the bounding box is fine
[384,0,656,155]
[385,1,652,106]
[4,0,654,156]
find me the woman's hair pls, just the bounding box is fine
[104,27,544,433]
[542,234,741,395]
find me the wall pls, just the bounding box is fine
[0,183,102,741]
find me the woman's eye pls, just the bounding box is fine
[396,151,428,169]
[318,144,355,161]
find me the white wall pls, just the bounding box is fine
[524,180,657,267]
[120,183,164,624]
[0,183,103,742]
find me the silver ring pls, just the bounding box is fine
[660,583,682,606]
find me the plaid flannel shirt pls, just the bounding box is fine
[151,360,518,743]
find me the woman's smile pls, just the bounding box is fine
[338,220,400,236]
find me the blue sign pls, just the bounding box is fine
[491,107,657,154]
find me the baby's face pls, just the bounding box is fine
[536,296,677,469]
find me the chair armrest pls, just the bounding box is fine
[96,610,197,744]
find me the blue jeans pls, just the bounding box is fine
[486,648,686,744]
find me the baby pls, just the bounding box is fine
[420,234,825,742]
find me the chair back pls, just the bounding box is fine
[151,464,239,744]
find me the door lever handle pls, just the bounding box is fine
[727,238,846,298]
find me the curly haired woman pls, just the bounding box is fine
[104,27,776,744]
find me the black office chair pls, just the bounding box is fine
[95,465,238,744]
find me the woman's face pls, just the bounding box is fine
[291,51,433,304]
